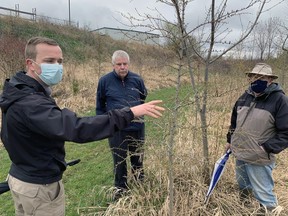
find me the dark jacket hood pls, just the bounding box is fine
[264,82,283,94]
[247,82,283,98]
[0,71,47,112]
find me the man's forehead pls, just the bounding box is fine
[36,44,62,58]
[43,56,63,61]
[115,57,128,61]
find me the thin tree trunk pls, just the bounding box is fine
[167,59,182,216]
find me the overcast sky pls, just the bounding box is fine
[0,0,171,30]
[0,0,286,32]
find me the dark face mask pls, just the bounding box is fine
[251,79,268,93]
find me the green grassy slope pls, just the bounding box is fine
[0,86,178,215]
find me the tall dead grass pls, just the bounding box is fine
[74,66,288,215]
[1,55,288,215]
[51,59,183,114]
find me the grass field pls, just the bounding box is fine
[1,14,288,216]
[0,86,178,216]
[2,70,288,215]
[2,72,288,215]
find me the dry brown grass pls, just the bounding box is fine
[1,42,288,215]
[72,67,288,215]
[1,15,288,215]
[86,103,288,215]
[51,59,184,113]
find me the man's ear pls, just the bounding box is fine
[267,77,274,84]
[26,59,35,72]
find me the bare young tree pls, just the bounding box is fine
[0,35,26,83]
[158,1,271,184]
[253,17,281,60]
[280,19,288,52]
[283,35,288,52]
[120,0,285,215]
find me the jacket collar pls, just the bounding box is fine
[113,70,130,80]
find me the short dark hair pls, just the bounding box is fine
[25,37,59,60]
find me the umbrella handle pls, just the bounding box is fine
[0,158,81,195]
[66,159,81,166]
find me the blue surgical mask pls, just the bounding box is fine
[34,63,63,86]
[251,79,268,93]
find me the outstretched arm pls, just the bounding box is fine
[23,100,165,143]
[130,100,165,118]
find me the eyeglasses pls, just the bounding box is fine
[115,63,128,66]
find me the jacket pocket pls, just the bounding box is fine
[231,131,272,164]
[38,180,64,202]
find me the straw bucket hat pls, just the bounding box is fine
[245,63,278,79]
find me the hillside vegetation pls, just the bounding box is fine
[0,16,179,113]
[1,15,288,216]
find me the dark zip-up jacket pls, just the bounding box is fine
[226,83,288,165]
[0,71,134,184]
[96,70,147,131]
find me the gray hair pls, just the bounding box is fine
[112,50,130,65]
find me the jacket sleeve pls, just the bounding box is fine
[96,78,106,115]
[262,94,288,154]
[26,98,134,143]
[139,78,147,104]
[226,101,238,143]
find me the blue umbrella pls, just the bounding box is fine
[204,149,232,204]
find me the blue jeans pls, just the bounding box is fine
[235,160,277,208]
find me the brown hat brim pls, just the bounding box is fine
[245,72,278,79]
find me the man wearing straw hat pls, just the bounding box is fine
[226,63,288,214]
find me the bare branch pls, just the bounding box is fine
[283,35,288,52]
[210,0,267,63]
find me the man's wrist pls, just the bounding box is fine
[122,107,134,118]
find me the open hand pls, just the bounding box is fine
[131,100,165,118]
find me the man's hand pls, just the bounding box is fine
[225,143,231,153]
[259,144,266,152]
[131,100,165,118]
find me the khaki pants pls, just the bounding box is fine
[8,175,65,216]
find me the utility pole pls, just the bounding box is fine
[15,4,19,17]
[32,8,36,21]
[68,0,71,25]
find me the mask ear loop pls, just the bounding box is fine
[29,59,41,76]
[30,60,47,86]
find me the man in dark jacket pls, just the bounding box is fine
[226,63,288,214]
[96,50,147,199]
[0,37,164,216]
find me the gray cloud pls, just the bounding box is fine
[0,0,286,32]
